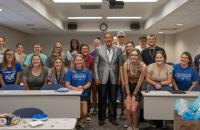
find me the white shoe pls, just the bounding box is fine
[127,126,133,130]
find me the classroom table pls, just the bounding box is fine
[0,118,77,130]
[142,91,200,120]
[0,90,81,118]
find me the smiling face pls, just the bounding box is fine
[81,45,89,56]
[72,40,79,50]
[75,55,84,69]
[54,58,63,71]
[180,54,190,67]
[130,50,139,62]
[31,55,41,67]
[54,42,62,54]
[155,53,165,65]
[17,44,24,53]
[0,37,5,48]
[104,33,113,47]
[147,35,156,47]
[117,35,125,45]
[125,42,134,54]
[33,44,41,54]
[93,39,101,48]
[5,50,15,63]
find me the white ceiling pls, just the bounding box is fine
[0,0,199,34]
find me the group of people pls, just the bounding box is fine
[0,30,199,130]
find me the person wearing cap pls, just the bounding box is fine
[117,31,127,119]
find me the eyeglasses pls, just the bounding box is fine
[118,36,125,38]
[6,54,14,56]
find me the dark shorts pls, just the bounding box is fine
[124,83,142,102]
[80,96,89,101]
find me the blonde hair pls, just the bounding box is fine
[71,53,86,72]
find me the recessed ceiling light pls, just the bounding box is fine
[116,0,158,2]
[0,9,3,12]
[177,24,183,26]
[53,0,102,3]
[68,17,102,19]
[158,32,164,34]
[107,17,142,19]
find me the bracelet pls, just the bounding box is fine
[132,93,137,96]
[82,86,85,90]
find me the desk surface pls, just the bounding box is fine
[0,118,77,130]
[0,90,82,96]
[142,91,200,97]
[142,90,200,120]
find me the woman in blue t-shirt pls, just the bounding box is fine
[0,49,22,86]
[64,53,92,128]
[173,52,199,91]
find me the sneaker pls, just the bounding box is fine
[85,116,92,123]
[92,110,97,116]
[127,126,133,130]
[123,124,128,128]
[77,119,85,128]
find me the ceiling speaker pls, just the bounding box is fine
[68,23,77,30]
[130,22,140,30]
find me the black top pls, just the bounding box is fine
[141,46,165,65]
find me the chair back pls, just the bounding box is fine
[12,107,44,118]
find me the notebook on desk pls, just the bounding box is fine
[168,90,186,94]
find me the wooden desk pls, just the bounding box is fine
[0,118,77,130]
[142,91,200,120]
[0,90,81,118]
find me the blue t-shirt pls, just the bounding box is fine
[173,64,199,91]
[0,63,22,84]
[64,68,92,97]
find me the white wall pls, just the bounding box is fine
[0,25,29,50]
[174,26,200,64]
[0,25,175,62]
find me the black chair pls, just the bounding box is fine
[40,83,63,90]
[1,84,24,90]
[13,107,44,118]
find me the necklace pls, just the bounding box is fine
[149,48,155,60]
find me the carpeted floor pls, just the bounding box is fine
[76,108,173,130]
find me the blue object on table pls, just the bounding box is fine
[32,114,48,120]
[56,87,69,92]
[1,84,24,90]
[41,83,63,90]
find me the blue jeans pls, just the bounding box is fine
[147,84,173,91]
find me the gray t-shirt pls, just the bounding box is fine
[147,63,172,82]
[24,67,48,90]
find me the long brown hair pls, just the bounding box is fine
[2,49,16,71]
[181,51,193,66]
[51,56,66,84]
[29,54,44,69]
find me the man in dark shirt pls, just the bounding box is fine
[141,33,165,65]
